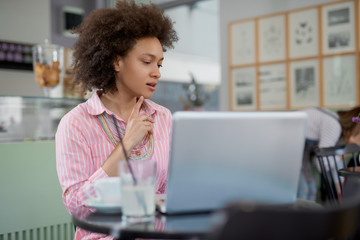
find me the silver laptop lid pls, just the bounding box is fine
[165,111,307,214]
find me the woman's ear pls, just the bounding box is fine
[113,56,122,72]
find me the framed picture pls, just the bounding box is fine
[231,67,256,110]
[322,1,355,54]
[290,59,319,108]
[229,20,256,66]
[289,8,319,59]
[259,63,287,109]
[323,54,356,107]
[258,14,286,62]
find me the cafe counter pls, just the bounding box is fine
[0,96,83,142]
[0,96,83,239]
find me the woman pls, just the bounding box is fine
[55,1,178,239]
[338,107,360,145]
[297,106,360,201]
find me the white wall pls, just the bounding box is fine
[165,0,219,60]
[218,0,338,110]
[0,0,50,96]
[160,0,220,84]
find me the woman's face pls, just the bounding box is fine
[114,37,163,99]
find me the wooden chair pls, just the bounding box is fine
[207,178,360,240]
[315,143,360,204]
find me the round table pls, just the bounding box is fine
[72,199,321,239]
[72,207,221,240]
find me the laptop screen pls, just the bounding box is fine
[164,111,307,214]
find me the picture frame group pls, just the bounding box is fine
[228,0,359,111]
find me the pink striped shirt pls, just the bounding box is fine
[56,91,172,239]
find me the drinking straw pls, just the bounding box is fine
[112,115,137,184]
[112,115,148,215]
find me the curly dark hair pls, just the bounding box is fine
[338,106,360,142]
[71,0,178,94]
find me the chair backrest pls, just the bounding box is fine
[207,178,360,240]
[315,143,360,204]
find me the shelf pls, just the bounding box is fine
[0,96,84,142]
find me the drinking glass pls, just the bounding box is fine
[32,39,64,97]
[119,158,157,223]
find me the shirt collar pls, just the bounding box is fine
[86,91,157,117]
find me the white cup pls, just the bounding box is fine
[86,177,122,205]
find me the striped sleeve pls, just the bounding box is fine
[55,111,108,215]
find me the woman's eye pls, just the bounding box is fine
[158,64,163,68]
[144,61,151,65]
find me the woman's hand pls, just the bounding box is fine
[122,96,154,153]
[102,96,154,176]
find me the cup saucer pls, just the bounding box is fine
[84,199,122,214]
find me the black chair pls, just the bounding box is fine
[207,178,360,240]
[315,143,360,204]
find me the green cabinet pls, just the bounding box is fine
[0,141,75,239]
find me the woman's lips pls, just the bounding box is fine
[146,83,157,91]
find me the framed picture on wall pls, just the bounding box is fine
[259,63,287,110]
[321,1,355,54]
[231,67,256,110]
[290,59,319,108]
[289,8,319,59]
[323,54,356,107]
[229,20,256,66]
[258,14,286,62]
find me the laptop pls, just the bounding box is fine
[157,111,307,215]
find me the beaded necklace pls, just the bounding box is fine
[97,113,154,161]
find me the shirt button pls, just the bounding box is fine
[136,151,141,156]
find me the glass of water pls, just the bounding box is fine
[119,158,157,223]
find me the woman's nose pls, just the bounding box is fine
[152,66,161,79]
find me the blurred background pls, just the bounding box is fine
[0,0,356,239]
